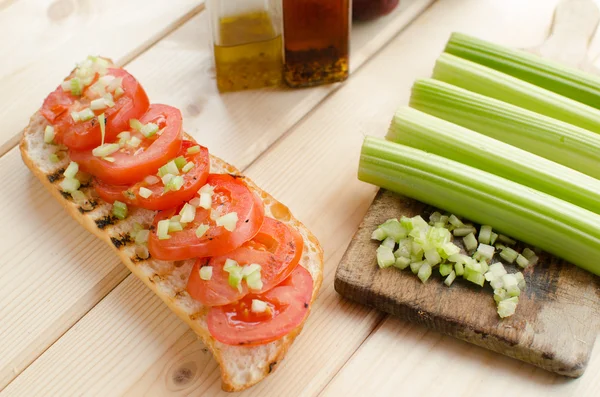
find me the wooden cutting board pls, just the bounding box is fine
[335,0,600,377]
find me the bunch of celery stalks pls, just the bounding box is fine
[360,33,600,318]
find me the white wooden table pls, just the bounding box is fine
[1,1,599,395]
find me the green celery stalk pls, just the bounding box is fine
[445,32,600,109]
[410,78,600,179]
[432,53,600,134]
[386,107,600,214]
[358,136,600,276]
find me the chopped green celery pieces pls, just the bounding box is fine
[60,177,80,193]
[157,219,170,240]
[195,224,209,238]
[490,232,498,245]
[441,242,460,258]
[516,254,529,268]
[410,253,424,263]
[411,241,423,255]
[381,237,396,250]
[64,161,79,179]
[400,216,413,231]
[488,262,507,277]
[412,216,428,230]
[490,278,504,290]
[444,270,456,286]
[448,214,463,227]
[429,212,442,224]
[418,263,432,283]
[465,259,482,274]
[445,32,600,111]
[378,218,407,241]
[174,156,187,170]
[410,260,424,274]
[164,175,184,192]
[182,162,194,173]
[228,268,243,291]
[479,225,492,244]
[439,263,453,277]
[187,145,201,154]
[358,138,600,276]
[49,153,60,163]
[112,200,128,220]
[424,249,441,266]
[159,160,179,177]
[432,53,600,137]
[447,253,463,263]
[371,228,387,241]
[141,122,158,138]
[500,247,519,263]
[479,260,489,273]
[497,296,519,318]
[376,245,395,268]
[394,239,412,258]
[199,266,213,281]
[223,259,239,272]
[494,288,507,303]
[463,233,477,252]
[476,243,494,260]
[454,262,464,276]
[135,230,149,245]
[44,126,55,144]
[410,78,600,181]
[168,220,183,233]
[466,271,485,287]
[129,119,143,131]
[387,107,600,215]
[522,248,536,259]
[452,226,476,237]
[394,256,411,270]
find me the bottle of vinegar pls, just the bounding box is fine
[207,0,283,92]
[282,0,350,87]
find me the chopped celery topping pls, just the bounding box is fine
[199,266,213,281]
[112,201,128,220]
[44,126,55,144]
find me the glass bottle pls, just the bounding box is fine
[282,0,351,88]
[207,0,283,92]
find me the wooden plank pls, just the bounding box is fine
[335,189,600,376]
[0,0,204,156]
[321,317,600,397]
[3,1,569,395]
[0,0,433,391]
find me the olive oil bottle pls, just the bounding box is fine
[207,1,283,92]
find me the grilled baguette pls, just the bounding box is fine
[20,111,324,392]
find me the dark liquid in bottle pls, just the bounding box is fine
[282,0,350,87]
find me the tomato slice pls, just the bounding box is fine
[42,67,150,150]
[187,217,304,306]
[94,141,209,210]
[70,104,183,185]
[148,174,265,261]
[207,265,313,346]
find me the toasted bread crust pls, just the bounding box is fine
[20,112,323,392]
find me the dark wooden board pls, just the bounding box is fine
[335,189,600,377]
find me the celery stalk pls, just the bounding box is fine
[445,32,600,109]
[358,137,600,276]
[410,79,600,179]
[432,53,600,134]
[387,107,600,214]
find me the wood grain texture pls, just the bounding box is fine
[335,190,600,376]
[0,0,204,156]
[5,1,569,394]
[0,0,432,393]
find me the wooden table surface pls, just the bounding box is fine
[1,0,599,396]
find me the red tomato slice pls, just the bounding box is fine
[94,141,209,211]
[148,174,265,261]
[207,265,313,346]
[42,67,149,150]
[70,104,183,185]
[187,217,304,306]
